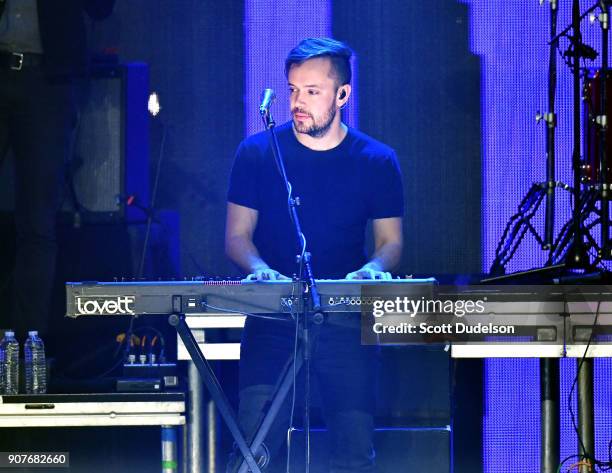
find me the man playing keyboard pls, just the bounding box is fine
[225,37,404,473]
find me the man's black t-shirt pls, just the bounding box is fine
[227,121,404,279]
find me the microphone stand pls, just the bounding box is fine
[544,0,559,250]
[261,108,324,473]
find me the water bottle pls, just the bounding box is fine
[24,331,46,394]
[0,330,20,395]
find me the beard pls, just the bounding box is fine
[292,102,337,138]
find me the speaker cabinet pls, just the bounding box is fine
[65,63,150,222]
[0,63,150,223]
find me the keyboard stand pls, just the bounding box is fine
[169,312,262,473]
[235,346,304,473]
[170,311,309,473]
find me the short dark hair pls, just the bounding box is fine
[285,37,353,86]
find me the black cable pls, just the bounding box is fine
[564,298,603,471]
[119,312,138,371]
[134,325,166,346]
[93,345,129,379]
[138,122,167,278]
[120,119,168,376]
[53,336,123,380]
[557,453,584,473]
[286,279,301,473]
[202,302,290,323]
[94,325,168,380]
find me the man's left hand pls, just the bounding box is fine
[345,265,392,280]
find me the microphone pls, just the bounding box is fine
[259,88,276,117]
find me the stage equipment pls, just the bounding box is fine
[490,0,612,277]
[67,280,612,472]
[583,71,612,185]
[451,284,612,473]
[490,0,569,276]
[66,278,435,473]
[64,63,150,224]
[0,63,150,223]
[492,17,612,460]
[0,393,184,472]
[239,88,324,473]
[65,278,432,318]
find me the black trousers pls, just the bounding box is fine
[0,64,76,341]
[231,316,379,472]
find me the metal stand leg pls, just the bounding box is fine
[207,398,218,473]
[540,358,560,473]
[170,313,262,473]
[182,419,188,473]
[188,360,204,473]
[237,349,304,473]
[303,322,311,473]
[162,425,178,473]
[578,358,594,473]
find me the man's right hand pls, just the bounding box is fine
[243,268,291,281]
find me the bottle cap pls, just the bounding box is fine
[4,330,14,337]
[28,331,38,336]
